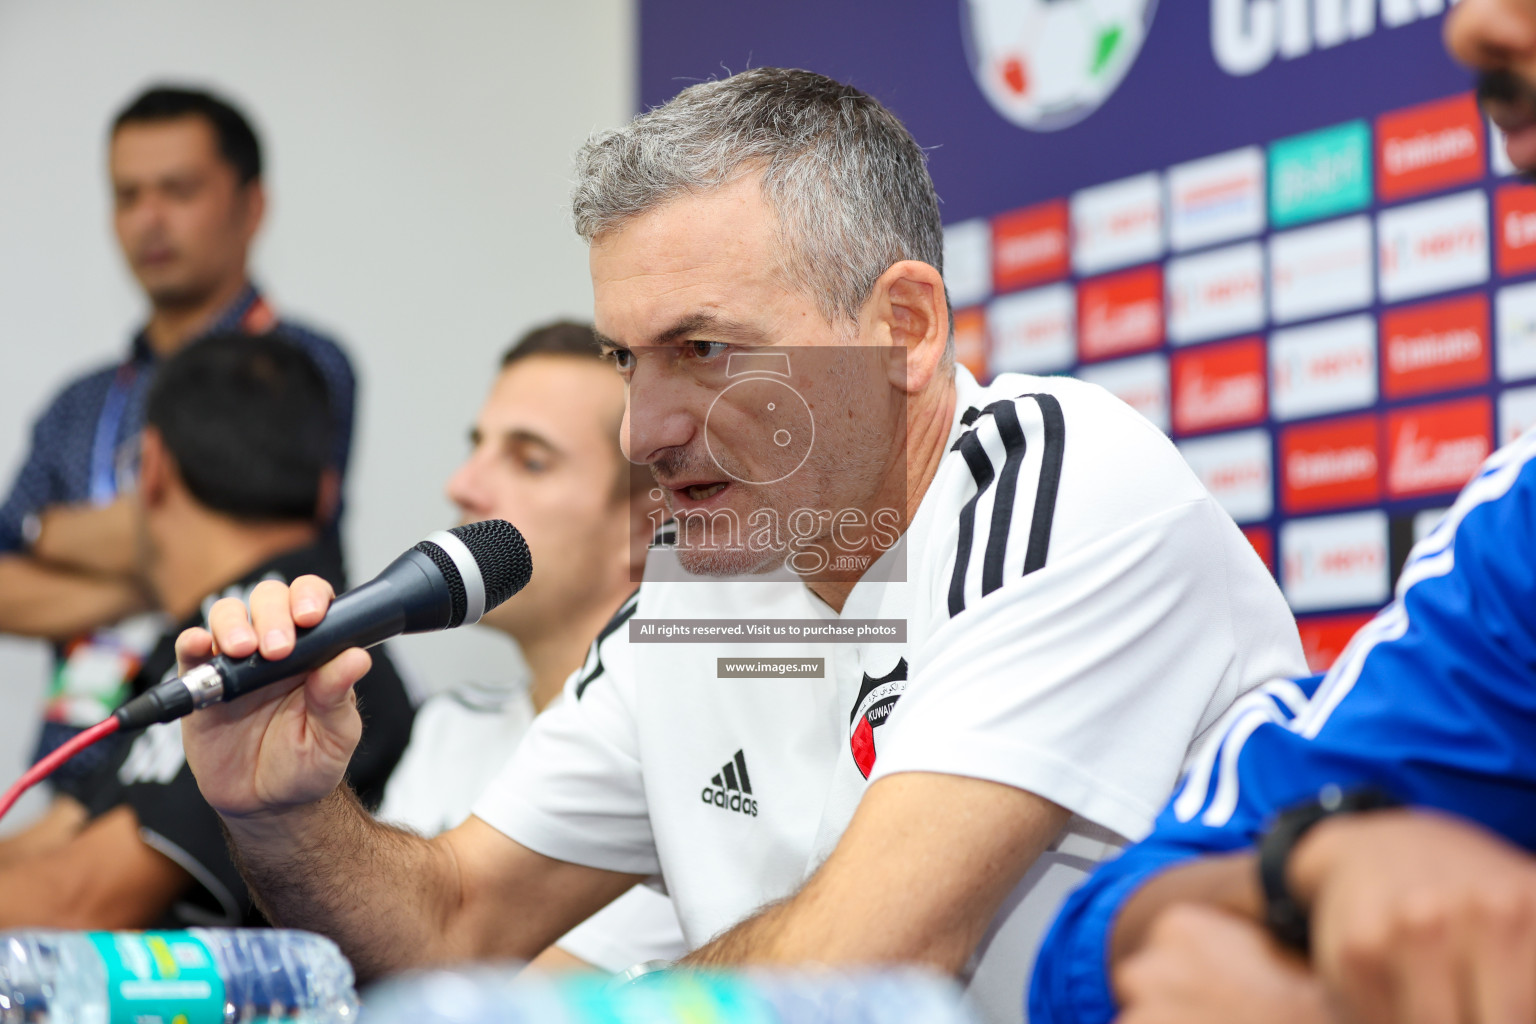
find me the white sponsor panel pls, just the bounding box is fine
[1270,314,1378,421]
[1177,428,1272,523]
[1166,242,1266,345]
[1269,215,1373,324]
[1491,118,1518,178]
[1168,146,1266,252]
[943,218,992,309]
[1281,510,1390,613]
[1075,353,1170,433]
[1378,190,1490,303]
[1499,384,1536,447]
[1497,280,1536,383]
[1071,172,1163,275]
[986,283,1075,375]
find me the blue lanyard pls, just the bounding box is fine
[89,364,138,504]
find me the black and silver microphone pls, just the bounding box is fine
[116,520,532,730]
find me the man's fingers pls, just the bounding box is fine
[306,648,371,714]
[1389,912,1462,1024]
[206,596,258,658]
[1462,894,1536,1024]
[290,574,336,628]
[249,579,297,659]
[174,626,215,673]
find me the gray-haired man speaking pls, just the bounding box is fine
[176,69,1304,1022]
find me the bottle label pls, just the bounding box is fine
[86,932,226,1024]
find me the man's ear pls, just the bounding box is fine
[137,427,171,509]
[861,260,950,394]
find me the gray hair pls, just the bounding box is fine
[571,67,948,338]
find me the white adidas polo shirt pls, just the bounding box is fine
[474,367,1305,1023]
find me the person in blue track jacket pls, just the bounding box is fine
[1032,5,1536,1021]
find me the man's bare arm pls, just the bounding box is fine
[0,795,87,870]
[31,498,139,576]
[0,805,190,929]
[685,772,1070,973]
[223,790,643,982]
[0,554,145,640]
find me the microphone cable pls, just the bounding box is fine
[0,716,121,825]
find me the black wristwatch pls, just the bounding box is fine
[1257,784,1400,954]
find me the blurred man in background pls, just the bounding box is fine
[0,85,356,832]
[0,334,408,928]
[377,320,684,971]
[1028,5,1536,1023]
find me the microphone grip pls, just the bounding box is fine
[215,579,407,702]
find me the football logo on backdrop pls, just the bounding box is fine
[962,0,1159,132]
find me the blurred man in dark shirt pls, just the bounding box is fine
[0,86,357,820]
[0,334,408,928]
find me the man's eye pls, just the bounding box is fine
[608,348,634,371]
[689,340,728,360]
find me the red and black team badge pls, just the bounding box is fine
[849,658,908,779]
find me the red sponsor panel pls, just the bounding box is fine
[991,199,1069,292]
[952,307,989,383]
[1280,414,1382,513]
[1381,294,1490,399]
[1077,265,1163,361]
[1242,525,1274,575]
[1296,613,1375,673]
[1376,93,1484,202]
[1171,336,1266,435]
[1386,396,1494,499]
[1496,183,1536,278]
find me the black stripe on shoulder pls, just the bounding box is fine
[980,399,1028,598]
[1021,393,1066,576]
[575,590,640,699]
[947,431,996,617]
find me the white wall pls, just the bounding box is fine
[0,0,635,823]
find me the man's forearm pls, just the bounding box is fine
[0,554,146,640]
[224,787,468,981]
[1110,851,1263,967]
[32,499,138,576]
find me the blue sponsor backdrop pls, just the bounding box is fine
[637,1,1520,669]
[638,2,1466,221]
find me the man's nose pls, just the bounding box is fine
[445,454,490,517]
[1446,0,1536,72]
[624,361,700,466]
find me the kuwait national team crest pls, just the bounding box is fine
[850,659,909,779]
[962,0,1158,132]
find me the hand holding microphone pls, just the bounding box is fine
[165,520,531,820]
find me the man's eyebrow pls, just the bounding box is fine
[470,426,564,456]
[595,313,768,350]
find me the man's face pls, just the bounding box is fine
[1448,0,1536,173]
[446,355,633,638]
[110,117,259,308]
[590,178,906,580]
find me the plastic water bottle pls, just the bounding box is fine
[0,929,358,1023]
[361,966,980,1024]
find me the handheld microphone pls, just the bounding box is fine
[114,519,532,730]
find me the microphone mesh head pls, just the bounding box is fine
[411,541,468,626]
[447,519,533,611]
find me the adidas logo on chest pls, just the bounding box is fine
[700,749,758,817]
